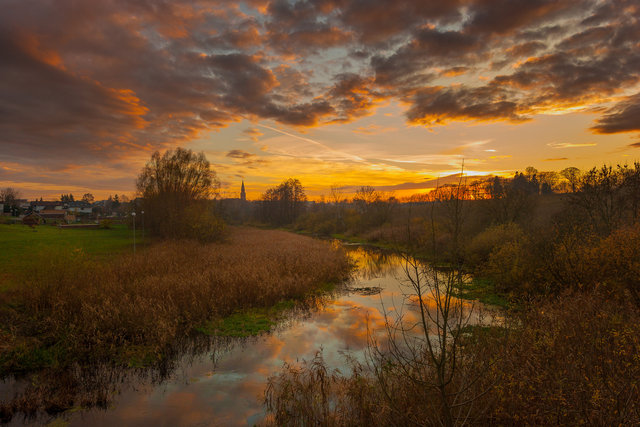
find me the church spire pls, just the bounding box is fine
[240,180,246,201]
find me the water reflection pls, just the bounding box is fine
[1,246,496,426]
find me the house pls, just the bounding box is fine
[33,201,64,212]
[67,201,93,215]
[22,212,43,226]
[39,209,74,224]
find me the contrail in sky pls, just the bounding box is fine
[256,123,366,163]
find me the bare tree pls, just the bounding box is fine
[329,184,345,231]
[0,187,20,206]
[561,167,581,193]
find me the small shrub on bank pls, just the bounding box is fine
[99,219,113,229]
[465,222,525,267]
[181,204,225,242]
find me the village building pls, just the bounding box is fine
[39,209,75,224]
[22,212,43,226]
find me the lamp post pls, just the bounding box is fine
[131,212,136,254]
[141,210,145,244]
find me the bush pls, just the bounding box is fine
[484,239,530,293]
[181,205,225,243]
[99,219,113,229]
[487,291,640,425]
[466,222,525,268]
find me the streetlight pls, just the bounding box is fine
[131,212,136,254]
[141,210,145,244]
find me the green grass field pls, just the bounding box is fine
[0,224,141,284]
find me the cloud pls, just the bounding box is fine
[547,142,597,148]
[406,86,526,125]
[545,157,569,161]
[224,149,269,170]
[328,73,386,122]
[465,0,584,36]
[353,124,397,135]
[243,127,264,142]
[226,150,255,159]
[591,93,640,134]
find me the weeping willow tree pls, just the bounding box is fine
[137,147,223,241]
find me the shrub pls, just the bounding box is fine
[181,204,225,243]
[99,219,113,229]
[487,291,640,425]
[466,222,525,268]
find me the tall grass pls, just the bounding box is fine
[0,227,351,374]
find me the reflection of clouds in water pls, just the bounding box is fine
[347,247,403,281]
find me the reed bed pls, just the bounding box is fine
[0,227,351,374]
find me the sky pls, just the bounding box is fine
[1,0,639,200]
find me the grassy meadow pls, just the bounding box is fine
[0,224,141,286]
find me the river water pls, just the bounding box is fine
[2,245,492,426]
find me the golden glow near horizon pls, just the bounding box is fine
[1,1,639,200]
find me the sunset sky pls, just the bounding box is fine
[1,0,639,200]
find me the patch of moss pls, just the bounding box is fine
[312,281,336,294]
[454,277,510,309]
[0,343,63,376]
[197,279,338,338]
[197,310,275,337]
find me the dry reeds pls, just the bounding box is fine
[0,227,351,374]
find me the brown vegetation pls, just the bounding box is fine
[0,227,350,420]
[264,291,640,426]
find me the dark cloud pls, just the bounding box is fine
[371,27,481,88]
[226,150,255,159]
[225,148,269,169]
[465,0,585,35]
[335,0,464,43]
[0,32,149,164]
[328,74,384,122]
[591,93,640,134]
[265,0,352,53]
[406,85,526,125]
